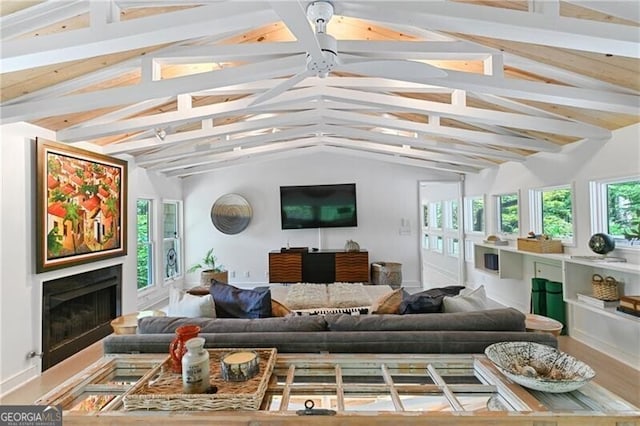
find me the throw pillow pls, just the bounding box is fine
[398,285,465,314]
[371,288,403,314]
[210,280,272,319]
[443,285,488,313]
[168,287,216,318]
[271,299,292,317]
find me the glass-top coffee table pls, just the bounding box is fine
[35,351,639,425]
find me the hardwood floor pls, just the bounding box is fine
[558,336,640,408]
[1,336,638,409]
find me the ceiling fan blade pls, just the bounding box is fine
[338,58,448,82]
[250,68,315,106]
[269,0,325,64]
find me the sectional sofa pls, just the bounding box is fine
[102,307,557,355]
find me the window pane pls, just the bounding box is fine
[541,188,573,239]
[434,203,443,229]
[164,239,180,279]
[498,193,519,234]
[471,198,484,232]
[136,199,152,290]
[137,242,153,289]
[163,203,178,238]
[607,180,640,242]
[451,200,459,230]
[422,204,429,227]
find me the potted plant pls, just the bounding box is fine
[187,248,228,286]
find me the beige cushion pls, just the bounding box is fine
[168,286,216,318]
[271,299,292,317]
[371,288,403,314]
[442,285,488,313]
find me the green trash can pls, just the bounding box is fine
[545,280,567,335]
[531,278,547,316]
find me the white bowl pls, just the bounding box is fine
[485,341,595,393]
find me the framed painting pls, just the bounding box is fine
[36,138,128,272]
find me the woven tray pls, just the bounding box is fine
[517,238,563,253]
[123,348,276,411]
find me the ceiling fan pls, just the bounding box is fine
[250,0,447,105]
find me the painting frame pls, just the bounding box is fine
[36,138,128,273]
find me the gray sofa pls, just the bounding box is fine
[103,308,557,355]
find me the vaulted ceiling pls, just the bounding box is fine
[1,1,638,178]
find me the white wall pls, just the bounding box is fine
[182,152,455,289]
[0,123,181,396]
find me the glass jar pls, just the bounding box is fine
[181,337,210,394]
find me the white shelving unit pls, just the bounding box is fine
[472,242,640,369]
[563,259,640,324]
[473,243,523,279]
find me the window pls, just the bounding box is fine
[496,192,519,235]
[136,199,153,290]
[530,185,575,243]
[434,236,444,253]
[446,200,459,230]
[464,196,485,233]
[163,200,183,280]
[422,204,429,228]
[590,176,640,247]
[423,233,430,249]
[433,202,443,229]
[447,238,460,257]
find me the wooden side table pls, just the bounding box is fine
[525,313,563,337]
[111,310,166,335]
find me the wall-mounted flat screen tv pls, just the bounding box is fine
[280,183,357,229]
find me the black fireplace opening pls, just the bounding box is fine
[42,264,122,371]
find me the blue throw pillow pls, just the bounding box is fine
[398,285,465,314]
[210,281,272,318]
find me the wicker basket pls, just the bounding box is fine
[123,348,276,411]
[592,274,619,301]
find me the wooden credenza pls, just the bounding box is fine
[269,249,369,283]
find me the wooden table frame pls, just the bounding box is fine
[35,352,639,425]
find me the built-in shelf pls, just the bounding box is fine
[566,298,640,324]
[472,243,640,316]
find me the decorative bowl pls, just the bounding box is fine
[485,341,595,393]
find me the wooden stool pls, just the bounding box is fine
[525,313,563,337]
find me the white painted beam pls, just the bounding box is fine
[340,1,640,58]
[318,141,479,175]
[0,1,88,40]
[319,87,610,139]
[138,124,325,168]
[1,3,278,72]
[161,138,322,175]
[1,54,307,124]
[323,125,504,167]
[103,109,320,154]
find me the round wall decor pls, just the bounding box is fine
[210,193,252,235]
